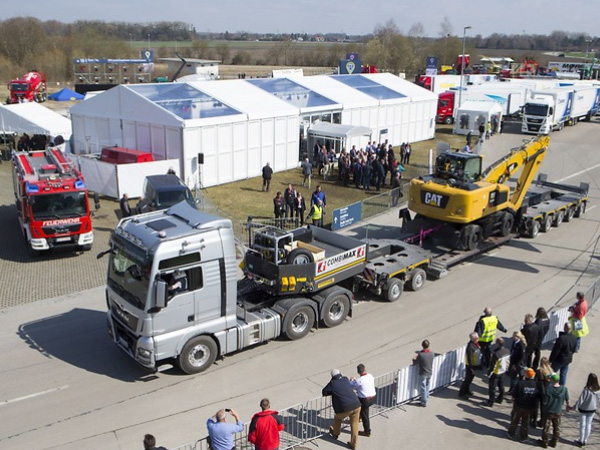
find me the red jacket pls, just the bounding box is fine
[248,410,284,450]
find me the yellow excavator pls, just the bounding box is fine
[406,136,549,250]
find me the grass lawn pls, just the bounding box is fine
[202,126,466,227]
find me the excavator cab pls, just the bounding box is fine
[434,153,483,185]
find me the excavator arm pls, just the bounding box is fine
[481,136,549,210]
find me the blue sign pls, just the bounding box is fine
[141,50,154,62]
[332,202,362,230]
[339,58,363,74]
[426,56,438,69]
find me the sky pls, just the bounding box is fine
[2,0,599,38]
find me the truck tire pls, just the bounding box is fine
[574,202,586,218]
[564,206,575,222]
[409,268,426,291]
[321,294,350,328]
[284,305,315,340]
[465,224,482,251]
[443,116,453,125]
[287,248,314,265]
[528,220,541,238]
[553,210,564,227]
[178,335,218,374]
[541,215,552,232]
[500,213,514,237]
[383,278,404,302]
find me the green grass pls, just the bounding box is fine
[202,127,466,227]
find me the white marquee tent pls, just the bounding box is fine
[0,102,72,140]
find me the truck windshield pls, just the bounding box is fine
[524,104,549,116]
[107,239,151,310]
[157,189,195,209]
[29,192,88,220]
[10,83,28,92]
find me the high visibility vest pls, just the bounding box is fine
[479,316,499,343]
[312,204,322,220]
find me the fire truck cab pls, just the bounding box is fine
[12,148,94,254]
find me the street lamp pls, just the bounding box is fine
[585,39,592,62]
[458,26,472,111]
[444,33,450,67]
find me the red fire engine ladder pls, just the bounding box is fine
[46,148,73,175]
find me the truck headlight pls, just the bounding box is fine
[137,348,153,364]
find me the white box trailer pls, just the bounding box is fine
[571,85,600,122]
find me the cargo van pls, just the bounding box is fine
[142,174,197,211]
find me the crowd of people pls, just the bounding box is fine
[456,292,595,448]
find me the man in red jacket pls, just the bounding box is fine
[248,398,285,450]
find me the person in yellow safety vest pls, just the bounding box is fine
[475,307,507,369]
[459,332,482,399]
[306,198,323,227]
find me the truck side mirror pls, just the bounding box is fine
[155,280,167,309]
[549,107,553,115]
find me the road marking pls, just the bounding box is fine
[557,163,600,182]
[0,385,69,406]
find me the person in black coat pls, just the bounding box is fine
[361,161,372,191]
[534,307,550,369]
[262,162,273,192]
[273,192,285,219]
[283,184,296,218]
[322,369,361,449]
[294,191,306,225]
[521,313,541,369]
[508,331,527,395]
[549,322,578,386]
[119,193,132,217]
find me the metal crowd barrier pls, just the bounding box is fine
[171,291,595,450]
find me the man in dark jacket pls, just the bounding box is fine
[549,322,577,386]
[262,162,273,192]
[283,184,296,218]
[248,398,284,450]
[459,332,482,399]
[322,369,361,450]
[119,193,132,217]
[474,306,507,368]
[521,314,541,368]
[507,368,540,442]
[143,434,167,450]
[486,337,510,407]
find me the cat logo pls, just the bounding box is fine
[424,192,443,207]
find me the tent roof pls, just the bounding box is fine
[294,75,379,109]
[308,122,372,139]
[361,73,437,102]
[189,80,299,120]
[0,102,72,137]
[457,100,503,114]
[48,87,84,101]
[332,74,408,104]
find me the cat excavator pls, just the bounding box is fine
[406,136,549,250]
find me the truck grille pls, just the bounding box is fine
[528,125,541,132]
[42,223,82,235]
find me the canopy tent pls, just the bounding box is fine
[0,102,72,138]
[307,122,372,156]
[453,100,503,136]
[48,87,84,101]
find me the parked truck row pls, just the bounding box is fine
[101,137,588,375]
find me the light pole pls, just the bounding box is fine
[585,39,592,62]
[444,33,450,67]
[458,26,472,111]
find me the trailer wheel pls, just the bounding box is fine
[287,248,314,265]
[383,278,404,302]
[465,224,482,251]
[553,210,564,227]
[284,306,315,340]
[178,335,217,375]
[443,116,453,125]
[321,295,350,328]
[409,268,426,291]
[500,213,514,237]
[541,215,552,232]
[564,206,575,222]
[528,220,541,239]
[574,202,586,218]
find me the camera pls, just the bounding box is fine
[225,408,231,412]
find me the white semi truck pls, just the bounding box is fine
[522,85,600,134]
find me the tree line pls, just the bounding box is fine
[0,17,596,82]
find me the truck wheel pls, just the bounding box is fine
[409,268,426,291]
[287,248,314,265]
[383,278,404,302]
[284,306,315,340]
[466,225,482,251]
[528,220,541,238]
[564,206,575,222]
[444,116,453,125]
[178,336,217,374]
[321,295,350,328]
[553,211,564,227]
[500,213,514,237]
[541,215,552,232]
[574,202,586,218]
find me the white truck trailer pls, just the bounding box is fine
[522,87,575,134]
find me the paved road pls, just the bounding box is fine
[0,123,599,450]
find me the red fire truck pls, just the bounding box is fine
[6,70,47,104]
[12,148,94,255]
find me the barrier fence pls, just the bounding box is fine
[171,294,594,450]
